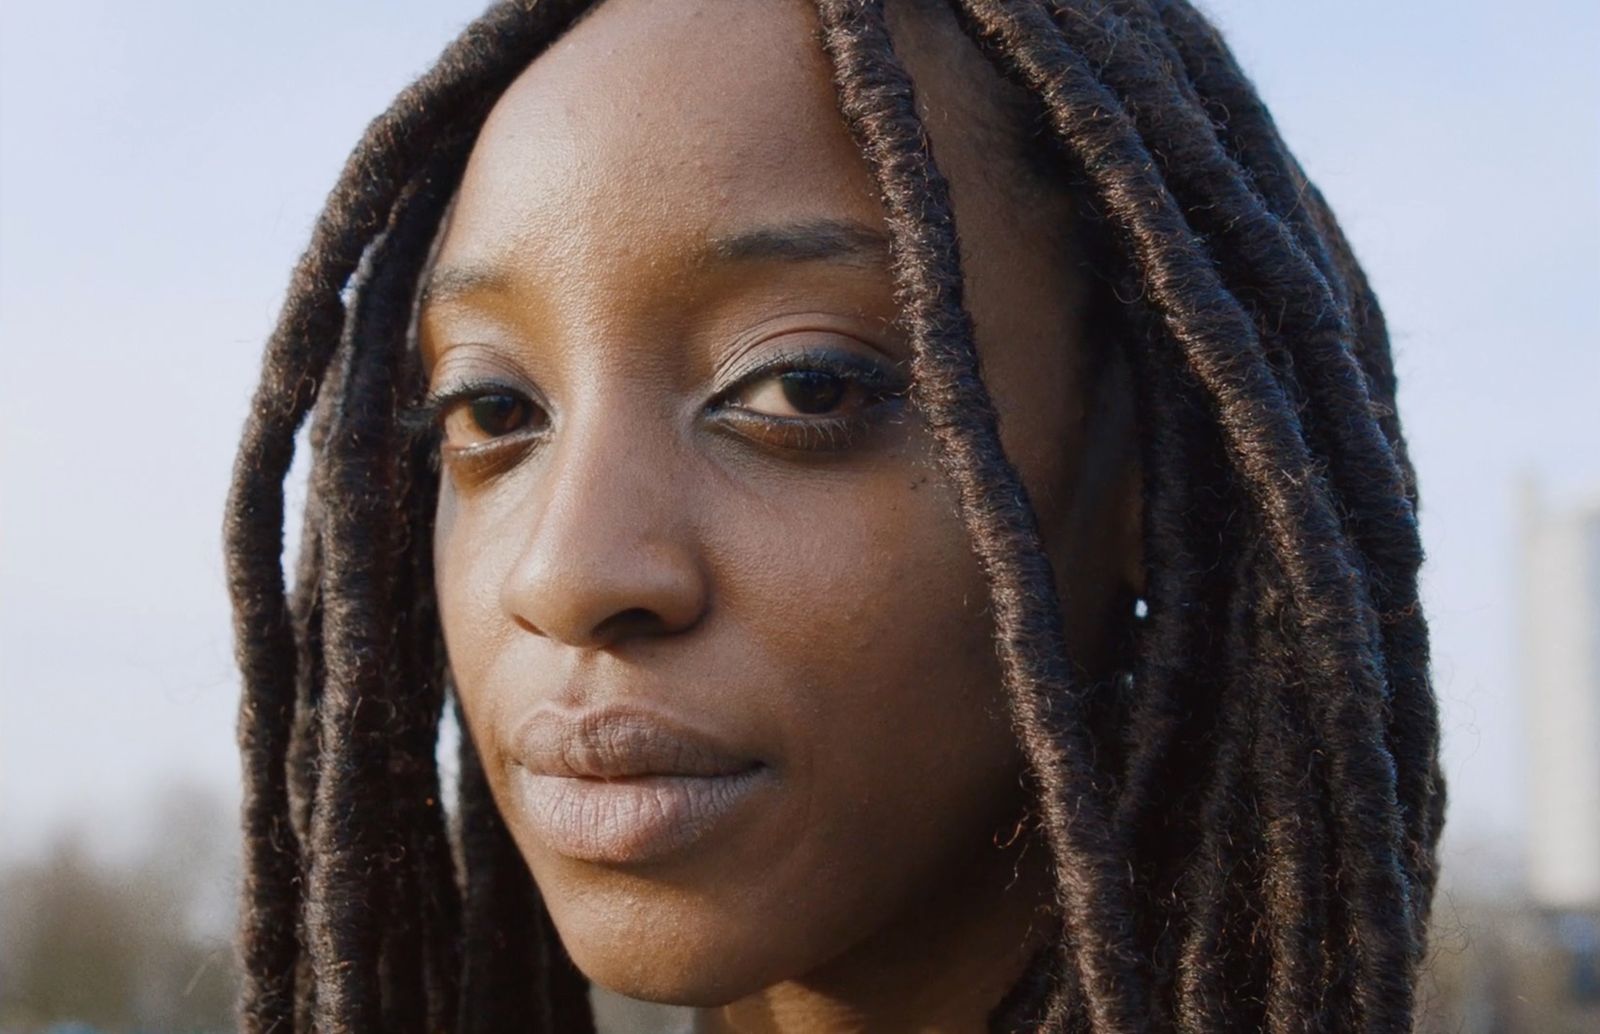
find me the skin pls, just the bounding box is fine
[421,0,1142,1030]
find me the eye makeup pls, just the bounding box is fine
[407,330,912,469]
[705,343,911,454]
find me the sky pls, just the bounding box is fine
[1,0,1596,883]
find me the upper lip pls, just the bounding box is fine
[510,707,762,780]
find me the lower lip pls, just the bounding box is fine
[510,766,771,864]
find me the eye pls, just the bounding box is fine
[719,348,906,421]
[458,393,533,438]
[736,369,856,417]
[425,383,548,451]
[708,345,910,454]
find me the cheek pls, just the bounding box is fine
[744,464,1015,801]
[428,444,1028,1004]
[726,460,1024,949]
[597,453,1024,1000]
[432,477,527,772]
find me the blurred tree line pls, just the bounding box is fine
[0,784,237,1032]
[2,781,1596,1033]
[1418,893,1600,1034]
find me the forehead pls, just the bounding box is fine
[435,0,885,281]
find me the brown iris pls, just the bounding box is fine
[777,370,848,415]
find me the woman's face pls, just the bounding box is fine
[423,0,1138,1020]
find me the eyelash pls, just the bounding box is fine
[709,346,909,447]
[403,376,541,440]
[406,346,909,466]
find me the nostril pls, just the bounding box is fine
[593,606,668,643]
[500,532,710,648]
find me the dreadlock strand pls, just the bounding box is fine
[285,290,361,1032]
[1148,0,1423,541]
[287,305,358,856]
[407,615,466,1028]
[1100,11,1432,967]
[946,0,1360,638]
[234,434,310,1032]
[287,487,325,1031]
[1299,180,1443,921]
[386,142,472,1034]
[230,4,606,1027]
[945,6,1422,1029]
[288,431,331,854]
[1296,179,1413,496]
[1034,4,1439,949]
[393,409,464,1032]
[1242,562,1339,1033]
[1169,707,1248,1034]
[1113,322,1249,1026]
[455,715,533,1033]
[302,276,393,1027]
[1045,171,1226,1007]
[455,710,596,1034]
[1163,538,1274,1034]
[363,145,475,1034]
[1038,0,1424,601]
[1111,310,1226,844]
[815,3,1152,1030]
[379,882,428,1034]
[1147,0,1441,946]
[304,154,458,1029]
[1146,1,1349,306]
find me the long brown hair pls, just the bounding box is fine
[225,2,1443,1030]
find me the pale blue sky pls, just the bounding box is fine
[2,0,1596,880]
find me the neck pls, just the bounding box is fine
[693,827,1055,1034]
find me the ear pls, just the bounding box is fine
[1042,332,1146,678]
[1115,450,1145,603]
[1087,339,1144,606]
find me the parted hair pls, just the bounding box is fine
[224,1,1444,1031]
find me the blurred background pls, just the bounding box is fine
[1,0,1595,1030]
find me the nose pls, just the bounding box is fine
[499,415,711,650]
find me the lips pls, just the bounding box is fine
[507,708,772,864]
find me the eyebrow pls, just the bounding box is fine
[420,217,891,309]
[418,264,508,309]
[702,218,891,268]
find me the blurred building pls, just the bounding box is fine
[1519,480,1600,910]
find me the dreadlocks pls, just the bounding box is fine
[225,1,1443,1031]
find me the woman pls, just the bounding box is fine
[225,0,1443,1031]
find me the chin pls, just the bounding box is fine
[547,888,780,1008]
